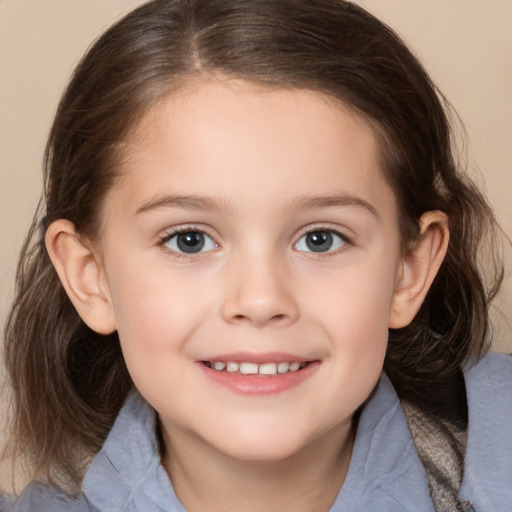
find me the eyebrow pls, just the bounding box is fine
[135,194,232,216]
[134,192,379,218]
[288,194,379,218]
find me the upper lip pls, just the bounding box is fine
[199,352,315,364]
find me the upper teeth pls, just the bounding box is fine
[209,361,303,375]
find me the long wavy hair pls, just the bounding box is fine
[3,0,503,492]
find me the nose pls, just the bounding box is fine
[220,255,299,328]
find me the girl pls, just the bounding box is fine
[2,0,511,510]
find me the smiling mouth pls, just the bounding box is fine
[202,361,310,376]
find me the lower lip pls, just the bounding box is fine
[197,361,320,395]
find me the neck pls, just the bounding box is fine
[161,420,356,512]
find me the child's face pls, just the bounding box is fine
[97,79,404,463]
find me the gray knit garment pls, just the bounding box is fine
[403,401,475,512]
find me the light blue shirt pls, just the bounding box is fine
[3,353,512,511]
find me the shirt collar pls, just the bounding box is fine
[82,391,185,511]
[83,376,434,512]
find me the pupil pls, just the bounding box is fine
[177,232,205,253]
[306,231,332,252]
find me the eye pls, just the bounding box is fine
[162,230,218,254]
[294,229,348,253]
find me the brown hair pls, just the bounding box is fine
[3,0,503,491]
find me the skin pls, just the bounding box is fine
[46,78,449,511]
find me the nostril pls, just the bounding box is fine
[221,294,299,327]
[229,312,290,326]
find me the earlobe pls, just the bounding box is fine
[45,219,117,334]
[388,211,449,329]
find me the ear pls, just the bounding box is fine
[45,219,117,334]
[388,211,449,329]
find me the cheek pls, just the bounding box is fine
[108,276,206,400]
[300,252,398,394]
[304,257,398,335]
[106,258,211,358]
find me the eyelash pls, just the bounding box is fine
[157,225,354,257]
[294,226,353,256]
[158,226,219,258]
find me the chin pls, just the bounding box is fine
[211,431,311,463]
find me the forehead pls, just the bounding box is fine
[108,78,395,219]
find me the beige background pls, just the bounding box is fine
[1,0,511,488]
